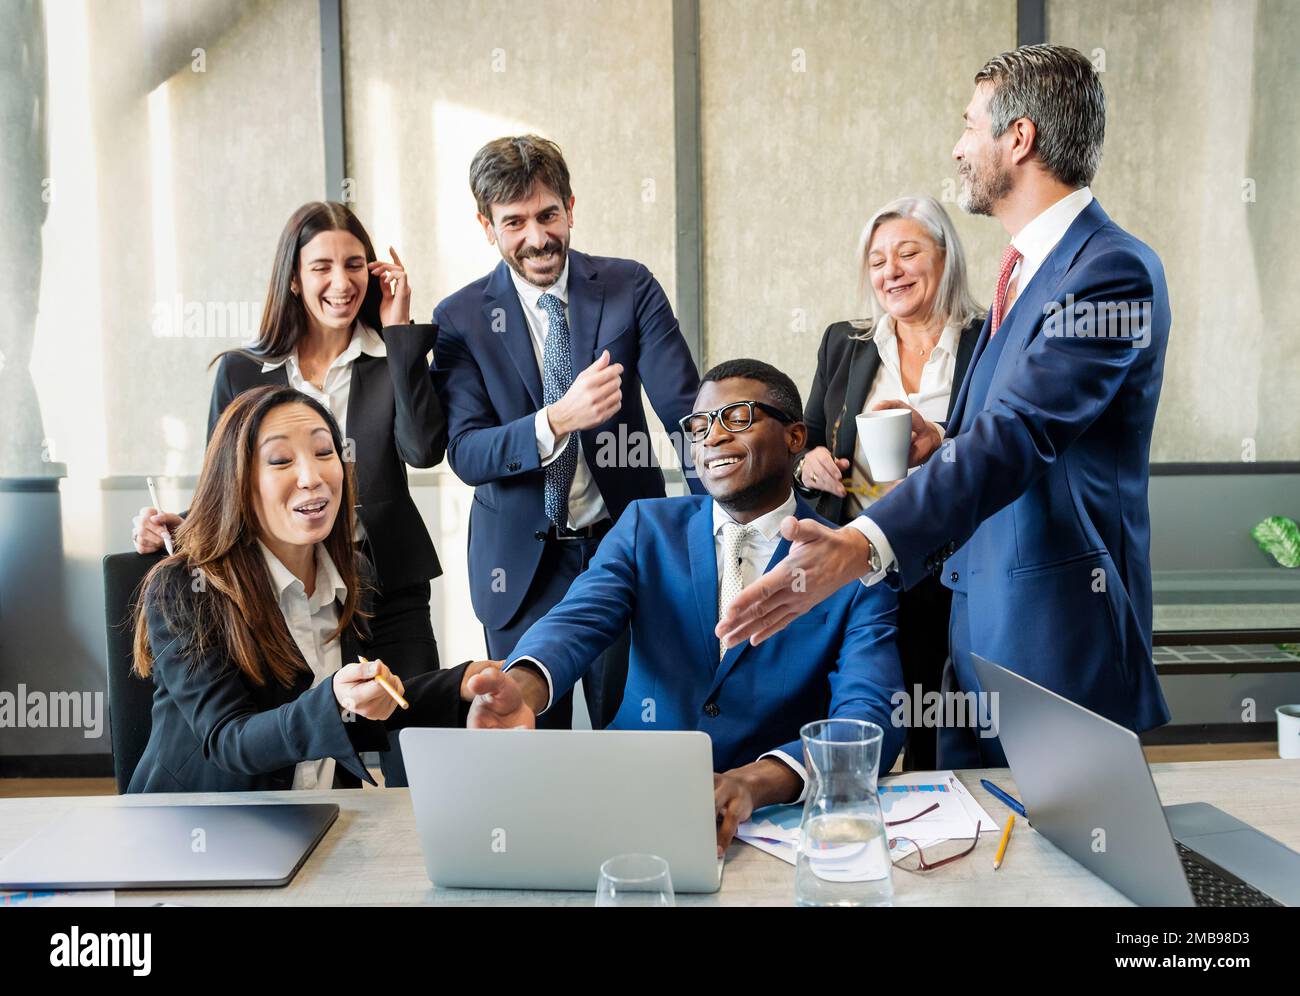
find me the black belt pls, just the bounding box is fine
[538,519,614,543]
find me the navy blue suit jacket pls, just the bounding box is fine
[432,250,701,629]
[508,495,906,774]
[866,198,1171,734]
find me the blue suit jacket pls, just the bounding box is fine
[432,250,701,629]
[867,198,1171,734]
[507,495,906,774]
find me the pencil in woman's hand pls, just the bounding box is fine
[358,655,409,710]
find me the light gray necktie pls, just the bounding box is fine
[718,521,755,659]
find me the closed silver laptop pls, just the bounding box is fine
[973,654,1297,907]
[0,803,338,890]
[401,728,723,893]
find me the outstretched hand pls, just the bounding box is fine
[715,516,874,648]
[466,667,536,730]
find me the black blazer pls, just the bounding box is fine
[802,318,981,525]
[127,557,469,793]
[209,324,446,592]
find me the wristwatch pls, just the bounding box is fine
[867,541,884,575]
[793,455,816,496]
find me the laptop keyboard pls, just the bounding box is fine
[1177,841,1282,907]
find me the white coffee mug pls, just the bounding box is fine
[1277,705,1300,760]
[854,409,912,482]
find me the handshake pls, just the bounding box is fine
[458,660,546,730]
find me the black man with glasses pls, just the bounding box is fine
[466,359,906,856]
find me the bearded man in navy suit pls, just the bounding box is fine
[718,45,1172,768]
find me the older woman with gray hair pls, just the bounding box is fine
[797,195,984,770]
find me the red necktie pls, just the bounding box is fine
[990,244,1023,337]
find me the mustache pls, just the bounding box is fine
[517,241,564,260]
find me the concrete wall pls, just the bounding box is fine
[339,0,678,329]
[1,0,326,759]
[698,0,1015,391]
[3,0,1299,764]
[1048,0,1300,462]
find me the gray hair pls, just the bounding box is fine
[849,196,984,337]
[975,44,1105,188]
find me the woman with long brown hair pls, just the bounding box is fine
[131,201,447,786]
[128,386,522,793]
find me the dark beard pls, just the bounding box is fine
[507,240,567,287]
[959,161,1013,216]
[719,474,785,515]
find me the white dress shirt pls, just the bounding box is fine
[511,260,609,530]
[850,186,1095,583]
[507,491,809,795]
[846,316,961,515]
[258,541,349,790]
[711,490,794,593]
[712,491,811,797]
[1006,185,1094,302]
[261,321,386,439]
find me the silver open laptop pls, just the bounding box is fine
[0,803,338,890]
[973,654,1298,907]
[400,728,723,892]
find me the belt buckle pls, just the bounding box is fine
[554,525,590,542]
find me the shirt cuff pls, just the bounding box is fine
[503,655,554,715]
[759,749,810,804]
[847,515,897,587]
[534,409,571,467]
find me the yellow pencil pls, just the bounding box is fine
[994,814,1015,869]
[358,656,409,710]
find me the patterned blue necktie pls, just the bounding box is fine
[538,292,579,529]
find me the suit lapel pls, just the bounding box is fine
[346,355,383,505]
[946,318,980,423]
[835,338,878,462]
[482,261,544,407]
[982,199,1112,392]
[346,355,369,438]
[951,200,1113,433]
[705,496,816,699]
[565,250,603,373]
[686,500,721,660]
[947,312,992,433]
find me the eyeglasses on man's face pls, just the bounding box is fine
[678,401,795,443]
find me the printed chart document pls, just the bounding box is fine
[737,771,999,864]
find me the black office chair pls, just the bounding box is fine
[102,552,164,793]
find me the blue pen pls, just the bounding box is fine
[980,778,1027,818]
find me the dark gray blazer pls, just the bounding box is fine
[127,555,468,793]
